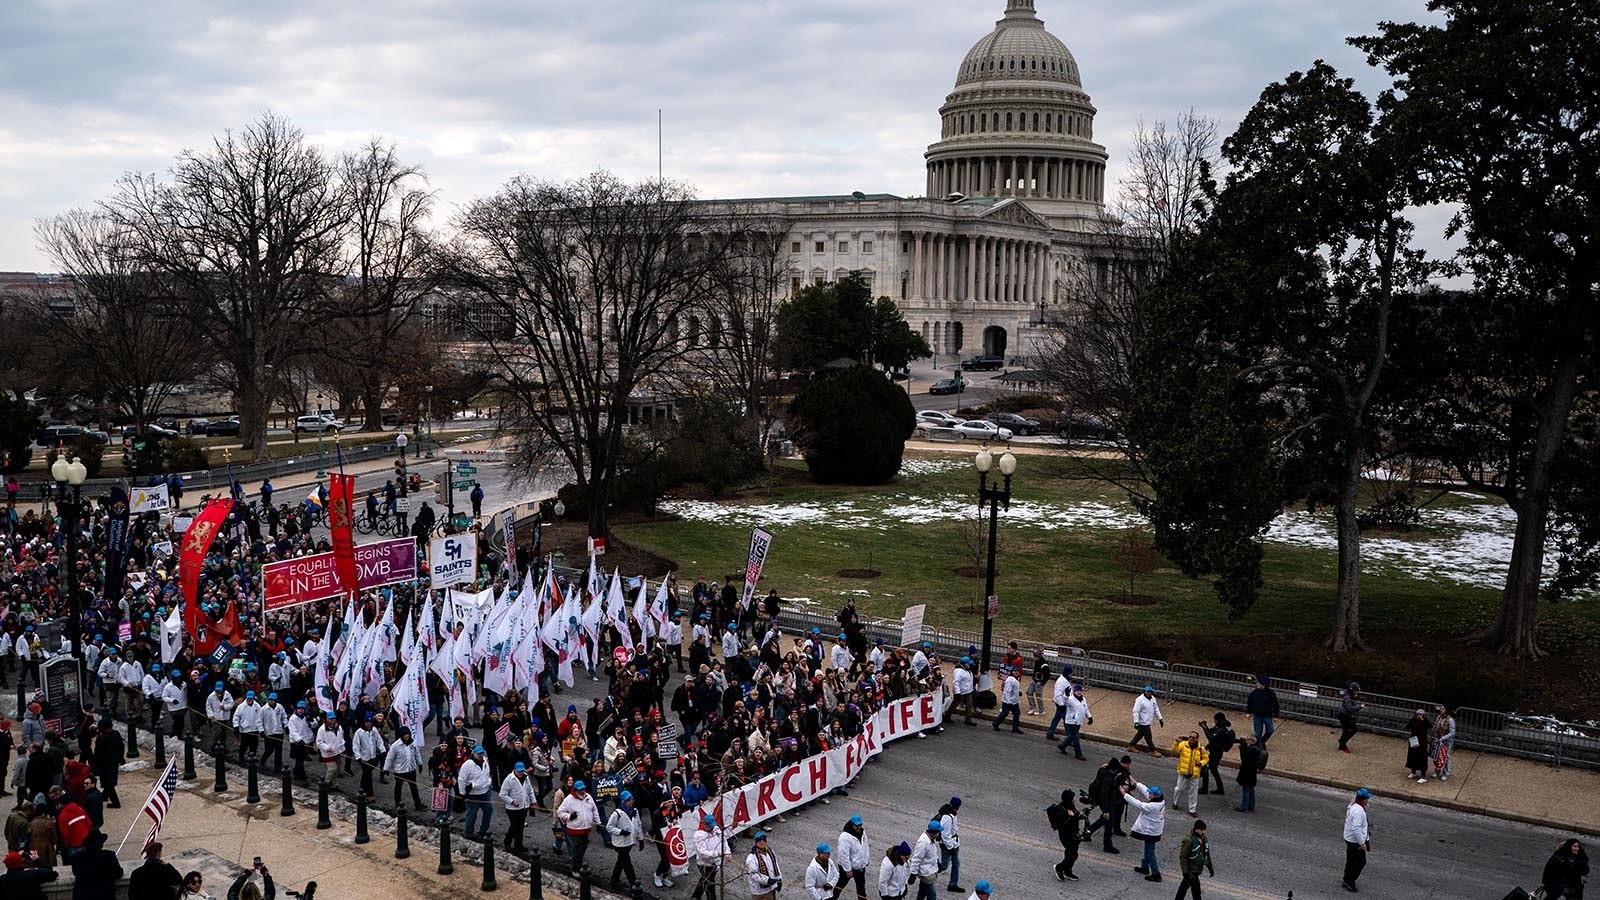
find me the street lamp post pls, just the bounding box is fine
[552,500,566,569]
[314,391,326,480]
[974,445,1017,676]
[51,454,88,664]
[424,385,434,459]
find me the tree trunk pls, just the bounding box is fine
[1467,355,1580,658]
[362,382,384,432]
[238,366,271,463]
[1327,450,1365,651]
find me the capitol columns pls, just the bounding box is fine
[910,230,923,302]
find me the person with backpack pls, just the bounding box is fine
[1174,820,1215,900]
[1234,736,1261,812]
[1199,713,1235,796]
[936,798,963,892]
[1044,789,1082,882]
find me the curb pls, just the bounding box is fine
[986,709,1600,838]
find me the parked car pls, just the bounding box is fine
[916,410,963,427]
[1055,414,1118,441]
[36,423,87,445]
[294,415,343,434]
[953,419,1013,442]
[960,354,1005,372]
[985,412,1041,436]
[124,424,180,442]
[155,416,179,431]
[204,417,241,436]
[85,429,111,445]
[186,418,211,435]
[928,377,966,396]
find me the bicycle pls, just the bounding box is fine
[284,883,317,900]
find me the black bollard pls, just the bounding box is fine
[578,866,592,900]
[438,821,454,875]
[355,793,370,844]
[126,716,140,758]
[182,730,197,780]
[212,736,228,793]
[316,778,332,829]
[481,840,497,891]
[246,752,261,804]
[527,849,542,900]
[395,807,410,859]
[280,768,295,817]
[154,718,167,769]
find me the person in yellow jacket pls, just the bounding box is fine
[1169,731,1210,816]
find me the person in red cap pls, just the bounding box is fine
[0,849,60,900]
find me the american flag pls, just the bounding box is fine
[139,760,180,855]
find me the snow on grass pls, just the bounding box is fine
[659,491,1535,591]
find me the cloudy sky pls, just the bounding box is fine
[0,0,1443,271]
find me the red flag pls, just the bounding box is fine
[179,498,233,645]
[328,473,358,599]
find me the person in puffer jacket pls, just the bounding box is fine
[1167,731,1210,816]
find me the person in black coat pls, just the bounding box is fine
[1234,737,1261,813]
[91,722,124,808]
[69,830,124,900]
[0,851,60,900]
[23,743,55,800]
[127,841,184,900]
[1542,838,1589,900]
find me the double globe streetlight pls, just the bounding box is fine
[51,454,88,663]
[974,445,1017,677]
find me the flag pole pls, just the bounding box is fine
[225,449,255,668]
[114,809,143,857]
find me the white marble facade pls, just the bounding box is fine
[721,0,1108,364]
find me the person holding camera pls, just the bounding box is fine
[227,858,275,900]
[1044,789,1083,881]
[746,830,784,900]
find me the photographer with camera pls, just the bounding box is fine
[228,857,275,900]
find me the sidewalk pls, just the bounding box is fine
[1040,687,1600,836]
[3,714,578,900]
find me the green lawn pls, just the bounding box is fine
[613,453,1583,644]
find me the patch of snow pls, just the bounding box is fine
[897,457,966,478]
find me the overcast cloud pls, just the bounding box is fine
[0,0,1445,271]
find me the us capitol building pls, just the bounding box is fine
[720,0,1109,364]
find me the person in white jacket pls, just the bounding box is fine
[499,762,535,852]
[804,843,839,900]
[949,658,975,727]
[231,691,265,764]
[119,655,143,720]
[1045,672,1074,739]
[909,822,942,900]
[204,682,235,749]
[258,694,287,772]
[1130,686,1165,756]
[992,671,1023,733]
[1119,781,1166,882]
[835,814,870,900]
[745,831,783,900]
[558,779,603,871]
[161,672,188,739]
[878,841,911,900]
[383,726,425,810]
[1055,685,1092,759]
[937,797,963,892]
[141,665,164,728]
[314,711,346,784]
[287,703,315,782]
[605,791,645,888]
[350,716,387,800]
[689,815,730,900]
[458,745,495,841]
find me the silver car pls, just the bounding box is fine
[953,420,1013,442]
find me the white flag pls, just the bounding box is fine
[160,604,184,664]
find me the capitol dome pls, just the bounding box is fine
[926,0,1107,223]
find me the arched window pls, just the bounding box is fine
[1060,113,1066,133]
[1044,114,1051,133]
[1033,112,1039,131]
[1006,112,1013,130]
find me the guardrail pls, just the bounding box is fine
[767,605,1600,771]
[53,438,440,498]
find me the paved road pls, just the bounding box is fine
[350,668,1557,900]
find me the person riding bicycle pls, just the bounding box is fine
[384,479,397,513]
[365,490,380,527]
[412,501,435,540]
[260,478,273,507]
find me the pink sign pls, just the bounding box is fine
[262,537,418,611]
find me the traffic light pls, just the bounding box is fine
[394,457,406,479]
[434,480,446,503]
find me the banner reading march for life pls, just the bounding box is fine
[430,533,478,588]
[666,687,949,844]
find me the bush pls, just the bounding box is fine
[163,437,208,473]
[44,436,105,479]
[0,394,39,474]
[788,365,916,484]
[125,439,165,476]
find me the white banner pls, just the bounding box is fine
[740,527,773,609]
[131,484,170,514]
[901,604,926,647]
[150,541,174,562]
[430,533,478,588]
[692,687,948,831]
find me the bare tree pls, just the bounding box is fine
[32,209,212,431]
[1035,111,1220,497]
[1109,525,1160,602]
[104,112,351,460]
[329,140,436,430]
[442,172,737,539]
